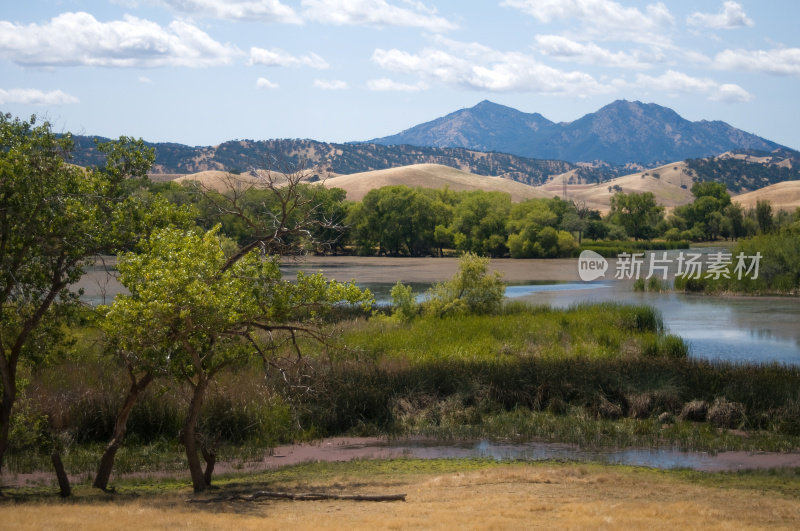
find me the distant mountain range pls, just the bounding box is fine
[69,136,625,186]
[64,99,798,189]
[369,100,787,165]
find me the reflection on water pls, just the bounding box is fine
[508,281,800,365]
[504,281,609,296]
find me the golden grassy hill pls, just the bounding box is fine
[322,163,550,202]
[732,181,800,211]
[539,162,696,213]
[173,170,287,192]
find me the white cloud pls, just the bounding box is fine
[534,35,651,69]
[157,0,301,24]
[372,38,612,95]
[634,70,751,102]
[712,83,753,103]
[367,77,428,91]
[249,47,329,69]
[138,76,153,84]
[301,0,456,32]
[0,88,79,105]
[313,79,348,90]
[502,0,673,42]
[256,77,279,89]
[687,1,753,30]
[0,12,240,68]
[714,48,800,76]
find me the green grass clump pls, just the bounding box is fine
[347,302,670,364]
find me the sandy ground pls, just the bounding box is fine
[281,256,583,283]
[2,463,798,529]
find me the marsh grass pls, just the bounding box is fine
[8,302,800,478]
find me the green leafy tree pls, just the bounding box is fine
[724,202,746,240]
[390,281,418,321]
[608,191,664,241]
[0,113,187,486]
[671,182,733,241]
[347,186,444,256]
[755,199,774,233]
[505,198,577,258]
[451,191,511,257]
[95,162,368,491]
[423,253,505,317]
[103,226,371,492]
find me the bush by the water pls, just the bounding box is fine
[674,224,800,294]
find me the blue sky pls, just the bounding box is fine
[1,1,798,151]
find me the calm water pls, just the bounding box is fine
[504,281,800,365]
[80,257,800,365]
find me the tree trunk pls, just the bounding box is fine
[51,451,71,497]
[182,375,208,493]
[93,371,154,491]
[0,367,17,485]
[201,445,216,487]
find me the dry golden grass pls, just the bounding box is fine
[3,464,798,530]
[173,170,289,192]
[165,160,800,216]
[542,162,696,213]
[733,181,800,211]
[322,163,549,202]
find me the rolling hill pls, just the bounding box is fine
[169,159,800,214]
[173,170,287,192]
[731,181,800,211]
[542,162,697,212]
[69,136,588,185]
[321,164,550,202]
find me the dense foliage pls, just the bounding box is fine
[0,113,192,484]
[675,223,800,294]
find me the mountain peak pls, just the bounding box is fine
[370,100,784,164]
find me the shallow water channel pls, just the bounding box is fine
[259,437,800,473]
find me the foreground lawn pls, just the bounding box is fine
[2,459,799,529]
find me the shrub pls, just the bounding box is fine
[423,252,505,317]
[390,281,418,321]
[679,400,709,422]
[627,393,653,419]
[707,398,745,429]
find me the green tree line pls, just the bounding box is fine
[154,179,799,259]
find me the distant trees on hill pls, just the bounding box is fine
[685,153,800,192]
